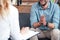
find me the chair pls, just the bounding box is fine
[19,13,31,29]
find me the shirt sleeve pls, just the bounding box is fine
[9,6,23,40]
[30,5,38,27]
[53,4,59,29]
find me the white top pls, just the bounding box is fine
[0,5,22,40]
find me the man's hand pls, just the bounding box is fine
[40,15,55,29]
[40,15,46,26]
[33,22,41,28]
[48,23,55,29]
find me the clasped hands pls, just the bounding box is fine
[39,15,47,26]
[38,15,54,29]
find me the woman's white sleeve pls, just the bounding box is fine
[9,7,23,40]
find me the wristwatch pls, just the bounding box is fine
[46,22,48,27]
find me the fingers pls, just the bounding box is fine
[40,15,46,26]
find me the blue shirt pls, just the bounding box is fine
[59,7,60,29]
[30,1,59,30]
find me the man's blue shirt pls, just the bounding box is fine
[30,1,59,30]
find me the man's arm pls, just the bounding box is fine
[33,22,41,28]
[30,5,41,28]
[48,4,59,29]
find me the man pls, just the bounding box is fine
[30,0,60,40]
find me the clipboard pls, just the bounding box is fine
[21,30,39,40]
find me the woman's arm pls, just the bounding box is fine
[9,5,23,40]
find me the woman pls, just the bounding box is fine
[0,0,22,40]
